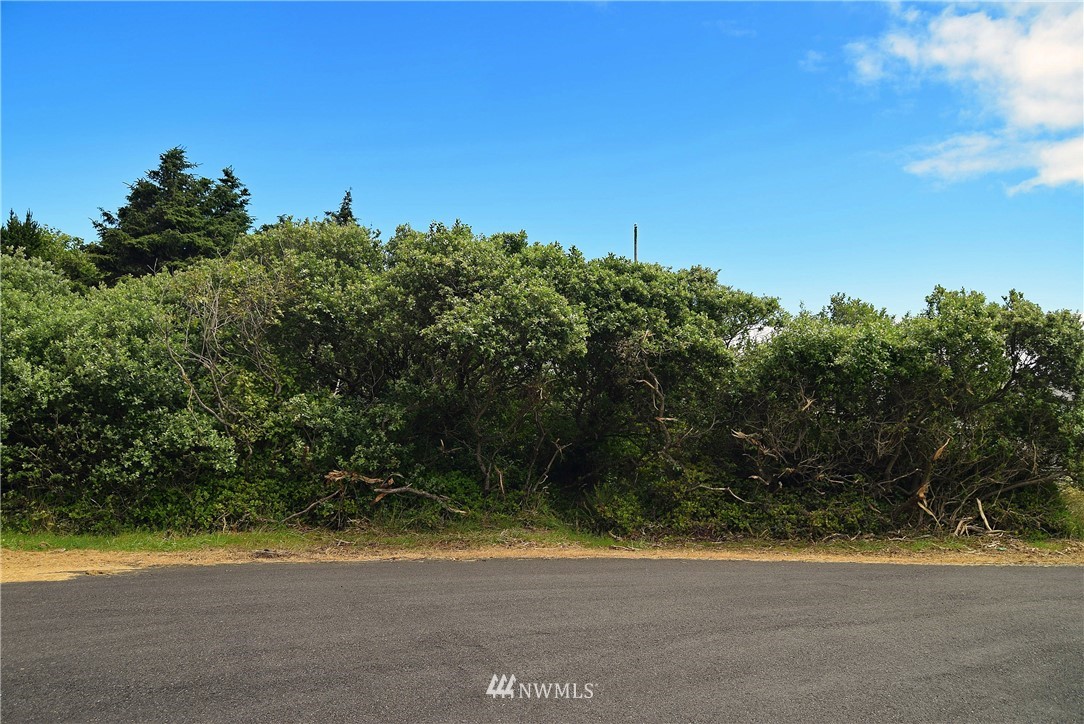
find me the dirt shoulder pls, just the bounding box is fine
[4,536,1083,583]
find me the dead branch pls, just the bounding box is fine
[280,489,342,524]
[371,485,468,514]
[975,498,1003,533]
[327,470,468,515]
[916,499,942,527]
[696,484,752,504]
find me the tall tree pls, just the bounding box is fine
[325,189,356,226]
[91,147,253,281]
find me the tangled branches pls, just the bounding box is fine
[281,471,468,525]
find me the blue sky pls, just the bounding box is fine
[2,2,1081,314]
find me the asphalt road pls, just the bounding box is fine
[2,559,1082,723]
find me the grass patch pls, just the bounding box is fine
[0,523,616,554]
[0,529,316,553]
[3,517,1080,559]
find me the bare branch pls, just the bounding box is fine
[327,470,468,515]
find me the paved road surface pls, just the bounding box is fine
[2,559,1082,722]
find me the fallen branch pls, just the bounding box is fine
[327,470,468,515]
[975,498,1003,534]
[696,484,752,504]
[281,489,342,524]
[916,499,941,527]
[371,485,468,514]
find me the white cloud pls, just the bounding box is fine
[848,40,885,82]
[851,3,1083,192]
[1008,135,1084,195]
[799,50,827,73]
[904,133,1033,181]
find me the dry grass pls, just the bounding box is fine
[3,532,1081,583]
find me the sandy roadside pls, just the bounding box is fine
[3,539,1083,583]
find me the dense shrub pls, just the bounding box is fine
[3,222,1081,537]
[724,288,1084,535]
[1,254,236,531]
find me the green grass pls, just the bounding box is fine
[7,485,1081,555]
[6,525,1073,557]
[0,529,316,553]
[0,524,616,554]
[5,496,1082,555]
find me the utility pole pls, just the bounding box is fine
[633,224,638,263]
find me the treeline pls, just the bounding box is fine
[3,149,1083,536]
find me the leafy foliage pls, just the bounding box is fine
[1,211,101,290]
[3,176,1081,536]
[1,254,237,531]
[722,287,1084,535]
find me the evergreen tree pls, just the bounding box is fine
[91,147,253,280]
[0,210,45,255]
[326,189,356,226]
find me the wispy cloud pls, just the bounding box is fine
[903,133,1035,181]
[848,3,1083,193]
[702,20,756,39]
[799,50,827,74]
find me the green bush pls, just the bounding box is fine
[4,221,1081,537]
